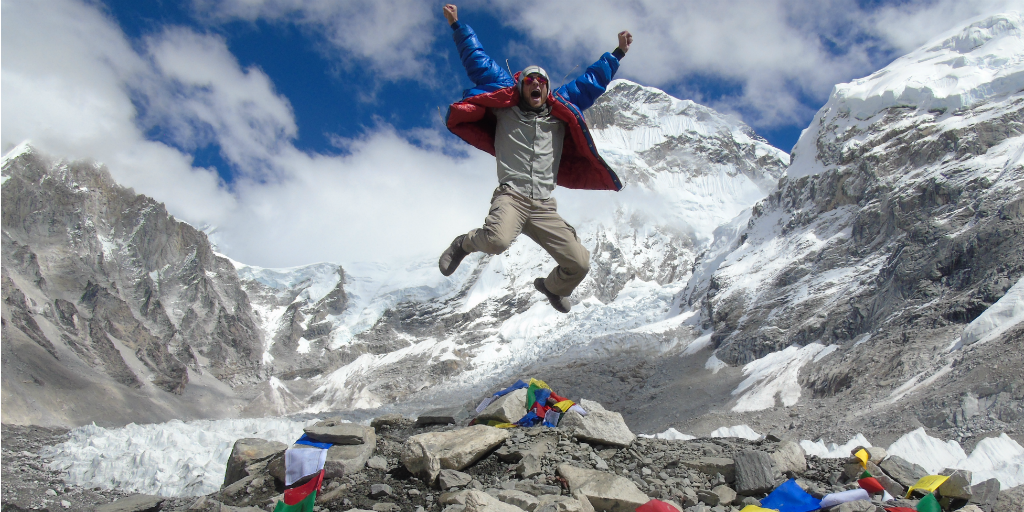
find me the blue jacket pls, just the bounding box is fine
[445,22,623,191]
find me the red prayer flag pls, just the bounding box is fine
[284,470,324,505]
[636,499,681,512]
[859,476,886,494]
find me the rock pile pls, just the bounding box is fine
[180,400,1023,512]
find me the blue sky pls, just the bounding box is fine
[2,0,1016,267]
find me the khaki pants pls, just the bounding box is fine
[462,185,590,297]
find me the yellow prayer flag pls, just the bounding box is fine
[529,378,551,390]
[553,400,575,412]
[738,506,779,512]
[493,423,517,429]
[855,448,869,469]
[905,475,949,498]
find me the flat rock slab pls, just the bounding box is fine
[879,456,928,488]
[477,388,528,424]
[536,495,584,512]
[559,407,636,448]
[558,463,649,512]
[438,469,473,490]
[734,450,780,495]
[402,425,510,484]
[94,494,164,512]
[323,426,377,476]
[440,489,528,512]
[497,489,540,511]
[304,418,368,445]
[223,438,287,488]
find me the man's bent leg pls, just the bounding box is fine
[523,198,590,297]
[463,186,528,255]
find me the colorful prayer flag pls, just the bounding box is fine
[859,476,886,494]
[905,476,949,499]
[739,506,780,512]
[819,489,869,508]
[283,470,324,505]
[294,434,332,450]
[760,479,821,512]
[284,447,328,486]
[273,490,316,512]
[553,400,575,412]
[916,493,940,512]
[854,448,869,469]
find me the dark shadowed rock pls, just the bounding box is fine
[438,469,473,490]
[879,456,929,488]
[733,450,780,495]
[969,478,1000,511]
[223,438,287,488]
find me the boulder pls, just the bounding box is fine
[94,495,164,512]
[369,483,393,498]
[696,490,719,506]
[557,463,650,512]
[477,388,528,423]
[874,472,906,498]
[370,413,405,431]
[498,489,541,512]
[681,457,736,483]
[439,469,473,490]
[440,489,529,512]
[222,438,287,488]
[770,441,806,476]
[536,495,584,512]
[865,447,887,464]
[734,450,781,495]
[367,455,388,470]
[517,454,543,478]
[969,478,1000,511]
[938,469,973,505]
[517,481,563,497]
[879,456,928,488]
[401,425,510,484]
[559,403,636,448]
[712,485,737,506]
[324,426,377,476]
[303,418,368,445]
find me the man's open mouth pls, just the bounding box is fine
[531,91,542,99]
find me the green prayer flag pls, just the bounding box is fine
[274,490,317,512]
[916,493,940,512]
[526,383,540,409]
[861,470,873,479]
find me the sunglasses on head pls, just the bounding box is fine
[523,74,548,85]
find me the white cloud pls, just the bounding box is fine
[1,0,236,225]
[2,0,496,268]
[192,0,439,80]
[473,0,1017,129]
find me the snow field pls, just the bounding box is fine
[44,417,313,497]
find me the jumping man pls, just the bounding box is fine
[438,4,632,313]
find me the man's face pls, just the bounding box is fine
[522,73,549,108]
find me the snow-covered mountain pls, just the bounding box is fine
[222,79,789,417]
[1,145,264,426]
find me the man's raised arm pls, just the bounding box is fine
[445,4,514,92]
[443,4,458,27]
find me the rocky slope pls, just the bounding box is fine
[1,145,265,426]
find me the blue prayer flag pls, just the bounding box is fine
[761,479,821,512]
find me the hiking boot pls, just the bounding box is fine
[439,235,469,276]
[534,278,571,313]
